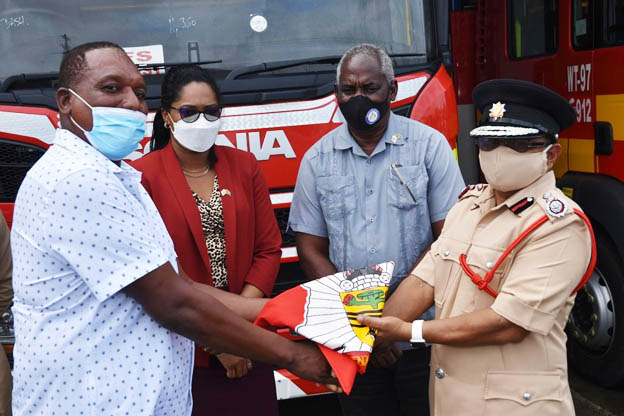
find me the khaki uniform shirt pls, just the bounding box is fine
[414,171,592,415]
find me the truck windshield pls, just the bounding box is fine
[0,0,433,81]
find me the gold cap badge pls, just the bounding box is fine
[488,102,506,120]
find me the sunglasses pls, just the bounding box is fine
[170,105,222,123]
[476,137,552,153]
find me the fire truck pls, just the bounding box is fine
[0,0,458,399]
[450,0,624,387]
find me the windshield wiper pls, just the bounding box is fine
[225,55,342,80]
[0,59,225,91]
[0,73,59,93]
[389,53,426,58]
[225,52,428,81]
[135,59,222,72]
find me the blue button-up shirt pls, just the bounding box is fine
[289,113,465,288]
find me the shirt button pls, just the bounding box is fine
[366,159,372,165]
[367,189,374,196]
[523,392,532,401]
[443,250,450,257]
[368,217,375,223]
[486,261,494,269]
[434,368,445,379]
[369,248,376,254]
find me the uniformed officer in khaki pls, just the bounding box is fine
[359,79,595,415]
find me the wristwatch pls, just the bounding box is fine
[410,319,426,347]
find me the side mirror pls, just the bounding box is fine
[594,122,613,156]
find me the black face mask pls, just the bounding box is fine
[338,95,390,131]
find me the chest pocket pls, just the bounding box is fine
[431,238,511,314]
[387,164,427,210]
[484,371,565,415]
[462,244,512,311]
[317,175,356,220]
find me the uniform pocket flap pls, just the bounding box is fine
[484,371,563,406]
[433,237,470,264]
[465,244,506,270]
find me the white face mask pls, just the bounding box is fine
[169,114,221,153]
[479,144,551,192]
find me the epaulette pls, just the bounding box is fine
[537,190,571,220]
[458,184,488,200]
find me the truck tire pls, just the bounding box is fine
[567,231,624,387]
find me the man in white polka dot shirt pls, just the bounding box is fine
[10,42,338,416]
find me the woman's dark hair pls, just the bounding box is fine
[150,65,222,167]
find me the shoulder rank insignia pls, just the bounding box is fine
[542,192,568,218]
[509,197,534,215]
[458,184,487,200]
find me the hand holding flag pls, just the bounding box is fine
[254,262,395,394]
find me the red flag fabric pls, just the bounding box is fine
[254,262,394,395]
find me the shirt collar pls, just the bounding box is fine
[470,185,496,212]
[381,113,407,146]
[502,171,556,209]
[482,171,555,215]
[53,128,132,176]
[333,113,406,155]
[466,172,556,216]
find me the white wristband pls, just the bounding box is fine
[410,319,426,344]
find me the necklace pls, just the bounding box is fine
[182,167,210,178]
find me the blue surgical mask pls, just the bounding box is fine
[68,88,147,160]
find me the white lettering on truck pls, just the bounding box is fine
[567,63,592,123]
[216,130,296,160]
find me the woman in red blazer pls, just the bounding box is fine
[132,65,281,416]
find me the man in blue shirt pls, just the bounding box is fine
[289,44,465,415]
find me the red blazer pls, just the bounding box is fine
[132,143,282,366]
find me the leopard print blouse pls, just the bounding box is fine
[191,175,228,289]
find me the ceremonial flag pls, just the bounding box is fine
[254,262,394,394]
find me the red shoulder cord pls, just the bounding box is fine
[459,208,597,298]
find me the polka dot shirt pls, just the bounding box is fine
[10,129,193,415]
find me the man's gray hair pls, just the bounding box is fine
[336,44,395,84]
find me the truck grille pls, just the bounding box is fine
[0,139,45,202]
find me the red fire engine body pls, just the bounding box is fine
[0,1,458,399]
[1,0,621,400]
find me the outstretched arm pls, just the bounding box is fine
[124,262,338,386]
[360,307,528,346]
[383,274,435,322]
[177,265,267,322]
